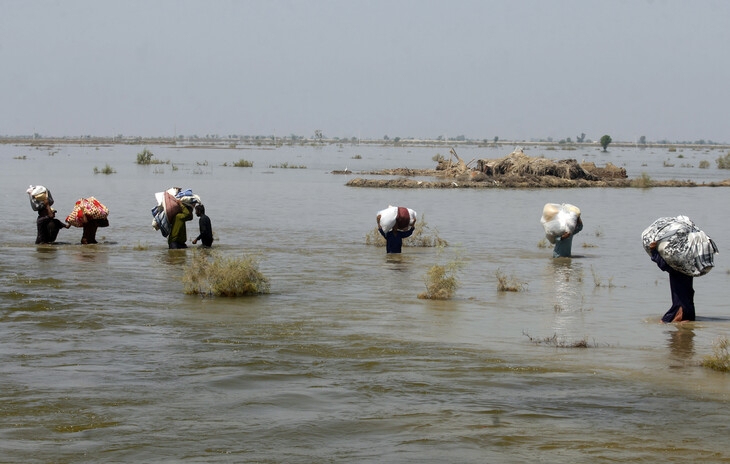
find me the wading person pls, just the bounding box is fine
[650,241,695,323]
[377,215,415,254]
[553,217,583,258]
[168,198,193,249]
[81,216,109,244]
[35,198,69,244]
[191,204,213,247]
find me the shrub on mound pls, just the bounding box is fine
[183,251,270,296]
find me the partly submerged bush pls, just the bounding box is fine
[699,160,710,169]
[136,148,168,165]
[93,164,116,175]
[365,214,447,247]
[716,152,730,169]
[183,251,270,297]
[496,268,527,292]
[701,337,730,372]
[418,251,464,300]
[232,159,254,167]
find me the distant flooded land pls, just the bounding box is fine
[5,135,730,189]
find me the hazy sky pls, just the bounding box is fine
[2,0,729,142]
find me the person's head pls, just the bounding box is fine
[195,204,205,216]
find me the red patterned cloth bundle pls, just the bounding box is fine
[66,197,109,227]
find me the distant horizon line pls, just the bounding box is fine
[1,134,728,148]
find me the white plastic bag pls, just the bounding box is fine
[377,205,416,233]
[540,203,580,244]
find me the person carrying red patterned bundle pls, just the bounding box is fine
[66,197,110,244]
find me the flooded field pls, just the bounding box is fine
[1,142,729,462]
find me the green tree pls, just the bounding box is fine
[639,135,646,145]
[600,135,612,151]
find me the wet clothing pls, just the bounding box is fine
[652,250,695,322]
[81,217,109,244]
[168,204,193,249]
[195,213,213,247]
[35,208,65,244]
[378,227,414,254]
[553,220,583,258]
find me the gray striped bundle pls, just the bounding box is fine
[641,215,718,277]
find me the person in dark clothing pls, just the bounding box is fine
[168,199,193,249]
[650,241,695,323]
[35,199,69,244]
[376,214,416,254]
[191,204,213,247]
[81,217,109,244]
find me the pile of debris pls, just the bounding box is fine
[476,148,599,180]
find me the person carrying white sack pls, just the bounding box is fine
[376,205,416,254]
[540,203,583,258]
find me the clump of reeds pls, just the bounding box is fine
[93,164,116,175]
[701,337,730,372]
[132,241,149,251]
[537,238,550,248]
[716,152,730,169]
[136,148,168,165]
[231,159,254,167]
[365,215,447,248]
[523,331,591,348]
[418,251,463,300]
[183,251,270,297]
[268,162,307,169]
[699,160,710,169]
[631,172,652,188]
[582,242,598,248]
[352,154,362,159]
[13,155,27,160]
[496,268,527,292]
[590,265,614,288]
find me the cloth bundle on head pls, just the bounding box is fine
[541,203,580,244]
[26,185,54,211]
[151,187,202,236]
[377,205,417,233]
[641,215,718,277]
[66,197,109,227]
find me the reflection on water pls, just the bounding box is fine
[2,144,730,462]
[666,326,696,368]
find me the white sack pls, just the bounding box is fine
[540,203,580,244]
[377,205,417,233]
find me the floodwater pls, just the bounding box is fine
[1,142,729,463]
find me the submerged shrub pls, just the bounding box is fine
[716,152,730,169]
[183,251,270,297]
[232,159,254,167]
[136,148,168,165]
[418,250,463,300]
[495,268,527,292]
[701,337,730,372]
[93,164,116,175]
[365,214,447,247]
[699,160,710,169]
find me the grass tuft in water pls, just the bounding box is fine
[231,159,254,167]
[701,337,730,372]
[496,268,527,292]
[537,238,550,248]
[523,331,591,348]
[183,250,270,297]
[418,248,463,300]
[93,164,116,175]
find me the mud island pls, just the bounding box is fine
[343,148,730,189]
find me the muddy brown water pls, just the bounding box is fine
[1,142,729,462]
